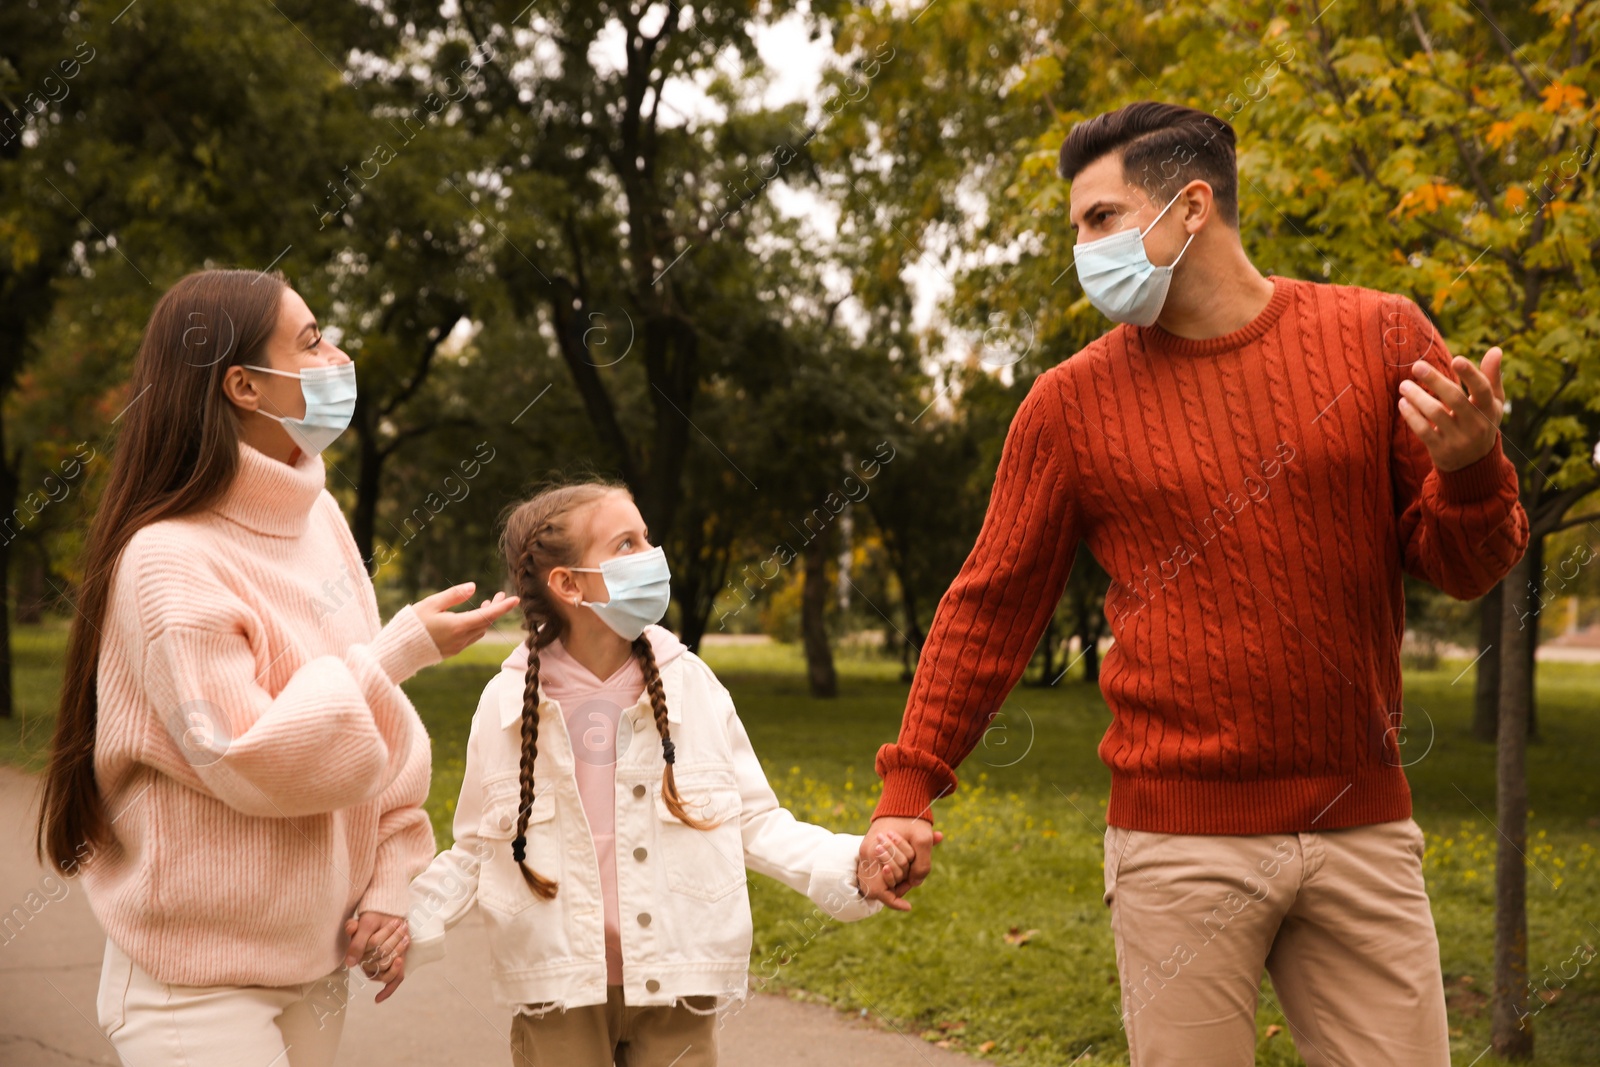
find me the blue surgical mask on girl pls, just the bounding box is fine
[569,545,671,641]
[243,362,357,455]
[1072,188,1196,327]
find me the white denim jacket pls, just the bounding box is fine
[407,631,878,1011]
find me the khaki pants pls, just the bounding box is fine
[96,937,347,1067]
[510,985,718,1067]
[1103,818,1450,1066]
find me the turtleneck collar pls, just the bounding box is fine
[210,441,328,537]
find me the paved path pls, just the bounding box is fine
[0,766,984,1067]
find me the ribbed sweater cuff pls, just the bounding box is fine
[1436,434,1515,505]
[359,878,416,919]
[871,764,949,824]
[372,605,442,685]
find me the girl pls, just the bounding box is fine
[35,269,518,1067]
[407,481,908,1066]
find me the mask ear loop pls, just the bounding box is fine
[1139,187,1188,237]
[1167,231,1197,270]
[240,365,301,427]
[1141,188,1197,269]
[564,565,616,610]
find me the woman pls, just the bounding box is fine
[35,268,518,1067]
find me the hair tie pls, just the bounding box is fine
[661,737,676,765]
[512,835,526,863]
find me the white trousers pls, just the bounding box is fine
[96,937,348,1067]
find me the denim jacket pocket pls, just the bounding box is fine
[655,775,746,904]
[478,776,560,916]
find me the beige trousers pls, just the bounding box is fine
[96,936,348,1067]
[509,985,718,1067]
[1103,818,1450,1066]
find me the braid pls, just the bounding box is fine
[635,634,713,830]
[512,564,559,899]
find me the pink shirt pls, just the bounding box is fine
[512,628,685,985]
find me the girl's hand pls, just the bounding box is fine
[413,584,520,659]
[344,912,410,1003]
[858,829,914,898]
[858,817,943,912]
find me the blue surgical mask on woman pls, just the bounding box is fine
[1073,188,1196,327]
[569,546,671,641]
[243,362,357,455]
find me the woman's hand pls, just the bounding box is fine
[413,583,521,659]
[344,912,410,1003]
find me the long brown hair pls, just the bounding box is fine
[36,269,289,871]
[499,482,710,899]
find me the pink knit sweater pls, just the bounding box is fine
[81,441,442,986]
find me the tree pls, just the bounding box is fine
[0,0,405,714]
[444,2,791,603]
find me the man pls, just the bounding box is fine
[858,101,1528,1066]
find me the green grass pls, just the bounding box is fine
[5,626,1597,1064]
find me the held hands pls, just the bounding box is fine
[857,816,943,913]
[858,828,914,894]
[344,911,409,1003]
[413,583,521,660]
[1397,347,1506,473]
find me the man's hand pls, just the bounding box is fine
[344,911,409,1003]
[1397,347,1506,473]
[858,816,943,912]
[413,583,521,660]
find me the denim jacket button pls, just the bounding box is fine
[645,979,661,993]
[633,784,646,798]
[633,847,647,862]
[637,912,651,927]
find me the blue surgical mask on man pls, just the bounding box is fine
[243,362,357,455]
[569,546,672,641]
[1073,188,1196,327]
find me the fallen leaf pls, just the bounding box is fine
[978,1041,997,1053]
[1265,1024,1283,1038]
[1004,926,1041,946]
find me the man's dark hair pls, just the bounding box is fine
[1058,101,1239,227]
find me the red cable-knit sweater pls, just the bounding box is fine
[874,275,1529,835]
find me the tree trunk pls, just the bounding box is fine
[1522,535,1542,740]
[1491,548,1535,1060]
[881,539,924,683]
[1030,616,1058,685]
[801,528,837,699]
[0,425,15,719]
[1473,580,1503,742]
[1073,597,1104,684]
[13,542,44,625]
